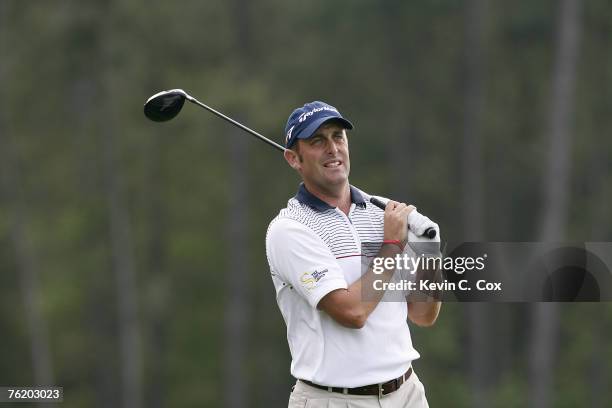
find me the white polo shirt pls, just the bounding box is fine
[265,184,420,387]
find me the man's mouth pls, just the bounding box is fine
[323,160,342,168]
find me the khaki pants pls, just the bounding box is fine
[288,372,429,408]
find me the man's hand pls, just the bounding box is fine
[383,200,415,247]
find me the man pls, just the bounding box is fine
[265,101,441,407]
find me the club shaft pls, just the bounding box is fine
[187,96,286,152]
[186,93,435,239]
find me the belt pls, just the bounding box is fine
[301,367,413,398]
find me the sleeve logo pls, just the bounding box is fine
[300,268,328,290]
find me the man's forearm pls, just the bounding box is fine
[407,301,441,327]
[350,243,403,317]
[407,259,443,326]
[317,200,414,328]
[318,243,402,328]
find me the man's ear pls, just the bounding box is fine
[284,148,301,171]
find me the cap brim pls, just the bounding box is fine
[296,116,354,141]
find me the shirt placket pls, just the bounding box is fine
[335,204,362,254]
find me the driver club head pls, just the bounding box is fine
[144,89,189,122]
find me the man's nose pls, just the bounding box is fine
[326,140,338,154]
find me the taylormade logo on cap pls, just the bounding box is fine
[284,101,354,149]
[285,125,295,144]
[298,106,339,123]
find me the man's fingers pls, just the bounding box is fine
[394,203,408,212]
[385,200,399,211]
[385,201,413,212]
[403,205,416,216]
[394,204,415,219]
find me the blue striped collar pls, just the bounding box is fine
[295,183,366,212]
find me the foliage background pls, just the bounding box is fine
[0,1,610,407]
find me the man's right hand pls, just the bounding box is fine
[383,200,415,247]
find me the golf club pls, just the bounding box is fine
[144,89,436,239]
[144,89,286,152]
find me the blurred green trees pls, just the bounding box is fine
[0,1,611,407]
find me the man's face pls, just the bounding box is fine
[286,122,350,192]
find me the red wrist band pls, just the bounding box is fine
[383,240,404,251]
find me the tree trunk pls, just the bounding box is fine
[380,2,412,202]
[588,306,608,408]
[69,54,119,406]
[98,2,143,407]
[0,142,55,407]
[539,0,582,242]
[587,163,609,408]
[142,128,170,408]
[224,128,250,408]
[102,122,142,408]
[0,5,55,407]
[462,0,486,242]
[462,1,488,406]
[587,146,612,239]
[530,1,582,408]
[224,1,253,407]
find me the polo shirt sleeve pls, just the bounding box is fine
[266,217,348,308]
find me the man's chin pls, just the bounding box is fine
[323,174,349,186]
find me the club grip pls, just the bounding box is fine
[423,228,437,239]
[369,197,437,239]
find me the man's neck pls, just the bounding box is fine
[303,181,352,215]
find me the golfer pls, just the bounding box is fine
[266,101,441,407]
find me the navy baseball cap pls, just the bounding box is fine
[284,101,354,148]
